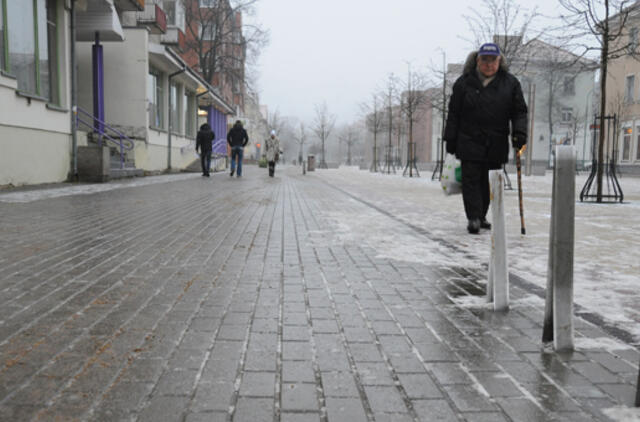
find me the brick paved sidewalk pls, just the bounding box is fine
[0,166,638,421]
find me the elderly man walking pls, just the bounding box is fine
[443,43,528,234]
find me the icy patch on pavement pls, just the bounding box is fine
[602,407,640,422]
[317,167,640,345]
[574,337,636,352]
[0,174,201,203]
[316,208,482,268]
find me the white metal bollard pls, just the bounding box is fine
[542,145,576,351]
[488,170,509,311]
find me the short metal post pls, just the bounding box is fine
[543,145,576,351]
[303,160,306,175]
[488,170,509,311]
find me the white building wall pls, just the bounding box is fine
[0,1,72,186]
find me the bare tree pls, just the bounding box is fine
[392,103,405,167]
[338,124,360,166]
[293,121,307,165]
[399,64,430,177]
[362,94,384,172]
[267,108,286,136]
[312,102,336,169]
[463,0,540,75]
[182,0,269,102]
[427,52,454,179]
[558,0,639,201]
[380,75,398,174]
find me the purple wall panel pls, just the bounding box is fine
[207,106,228,154]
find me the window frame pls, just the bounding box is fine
[148,70,164,130]
[199,0,217,8]
[625,74,635,103]
[2,0,59,104]
[621,127,632,162]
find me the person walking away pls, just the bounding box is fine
[195,123,215,177]
[227,120,249,177]
[265,130,281,177]
[443,42,528,234]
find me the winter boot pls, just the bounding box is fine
[467,219,480,234]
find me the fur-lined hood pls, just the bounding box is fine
[462,51,509,75]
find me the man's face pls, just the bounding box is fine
[477,55,500,78]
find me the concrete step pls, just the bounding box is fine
[109,168,144,179]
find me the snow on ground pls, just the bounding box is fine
[315,166,640,345]
[0,173,202,203]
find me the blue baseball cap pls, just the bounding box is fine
[478,43,501,56]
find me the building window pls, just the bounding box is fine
[622,127,632,161]
[164,0,185,32]
[199,0,217,8]
[7,0,36,93]
[561,107,573,123]
[4,0,58,101]
[625,75,635,103]
[148,71,163,128]
[184,91,195,137]
[170,81,180,133]
[43,0,58,104]
[200,23,216,41]
[562,76,575,96]
[630,27,639,54]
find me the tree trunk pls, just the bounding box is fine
[597,2,609,203]
[548,77,554,169]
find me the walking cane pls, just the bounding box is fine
[516,145,527,235]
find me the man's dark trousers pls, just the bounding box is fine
[200,151,212,175]
[461,160,501,221]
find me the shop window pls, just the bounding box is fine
[170,81,180,133]
[7,0,36,93]
[4,0,58,102]
[184,91,195,137]
[622,127,632,161]
[148,71,163,128]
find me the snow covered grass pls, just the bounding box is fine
[314,166,640,345]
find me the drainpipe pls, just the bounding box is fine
[167,66,186,171]
[70,0,78,180]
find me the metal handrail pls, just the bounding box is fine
[212,138,227,156]
[75,106,135,169]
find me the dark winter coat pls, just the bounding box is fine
[196,123,215,152]
[227,122,249,147]
[444,52,528,164]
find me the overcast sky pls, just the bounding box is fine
[251,0,565,126]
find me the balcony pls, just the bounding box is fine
[161,27,187,53]
[136,4,166,34]
[113,0,144,11]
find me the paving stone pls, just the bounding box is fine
[281,383,319,411]
[233,397,274,422]
[0,168,635,422]
[325,397,368,422]
[239,371,276,397]
[411,399,459,422]
[282,360,316,383]
[321,371,360,397]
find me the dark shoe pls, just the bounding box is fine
[230,169,234,177]
[467,219,480,234]
[480,219,491,229]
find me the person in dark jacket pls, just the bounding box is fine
[444,43,528,234]
[195,123,215,177]
[227,120,249,177]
